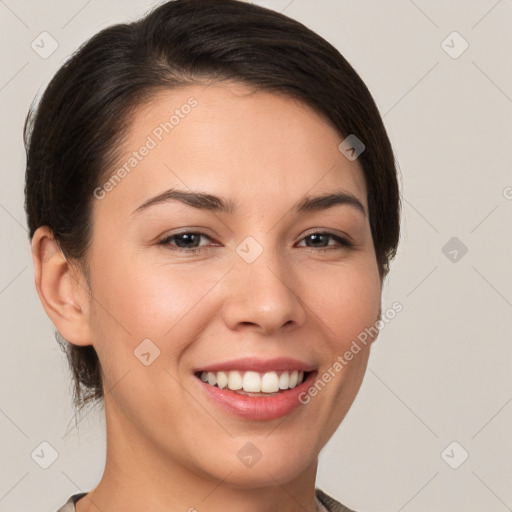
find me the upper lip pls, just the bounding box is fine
[194,357,316,374]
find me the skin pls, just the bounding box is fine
[32,81,383,512]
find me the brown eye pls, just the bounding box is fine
[297,232,353,251]
[158,232,214,253]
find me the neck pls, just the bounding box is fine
[76,399,320,512]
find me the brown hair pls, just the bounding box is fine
[24,0,401,414]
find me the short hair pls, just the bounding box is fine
[24,0,401,413]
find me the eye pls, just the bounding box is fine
[157,231,215,253]
[296,232,353,251]
[157,230,353,254]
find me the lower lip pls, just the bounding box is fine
[195,371,317,421]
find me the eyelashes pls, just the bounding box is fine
[157,231,354,255]
[296,232,354,251]
[157,232,214,254]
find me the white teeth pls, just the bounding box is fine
[199,370,307,393]
[278,372,289,390]
[228,371,243,390]
[243,371,261,392]
[261,371,279,393]
[216,371,228,389]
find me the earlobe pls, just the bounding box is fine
[31,226,92,347]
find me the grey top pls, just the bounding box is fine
[56,488,357,512]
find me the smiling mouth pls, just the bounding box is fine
[194,370,313,397]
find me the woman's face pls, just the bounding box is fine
[83,81,382,486]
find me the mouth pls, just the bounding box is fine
[193,365,318,421]
[194,369,313,397]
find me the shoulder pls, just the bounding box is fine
[315,488,359,512]
[55,492,88,512]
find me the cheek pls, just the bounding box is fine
[88,252,223,358]
[307,260,381,348]
[86,259,205,409]
[90,242,381,346]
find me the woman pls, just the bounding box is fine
[24,0,401,510]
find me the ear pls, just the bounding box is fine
[31,226,92,346]
[369,307,382,346]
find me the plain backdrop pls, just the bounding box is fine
[1,1,511,511]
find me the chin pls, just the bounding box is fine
[198,442,318,488]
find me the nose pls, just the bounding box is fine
[221,245,307,335]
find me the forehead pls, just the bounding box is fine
[95,81,368,218]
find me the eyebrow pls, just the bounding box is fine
[132,188,366,217]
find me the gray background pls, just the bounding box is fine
[1,0,511,511]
